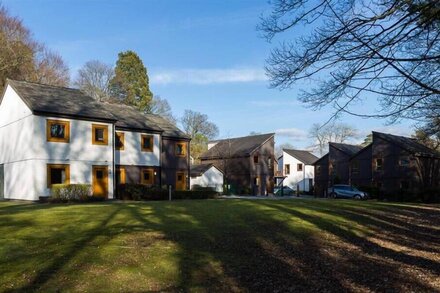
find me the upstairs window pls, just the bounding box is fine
[115,132,125,150]
[297,163,303,171]
[47,120,70,143]
[284,164,290,175]
[254,177,260,186]
[141,169,154,185]
[92,124,108,145]
[352,160,360,174]
[47,164,70,187]
[254,155,259,164]
[316,165,321,176]
[375,158,383,171]
[399,156,410,167]
[141,135,154,152]
[175,142,187,157]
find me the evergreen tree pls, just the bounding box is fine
[110,50,153,112]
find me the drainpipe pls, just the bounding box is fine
[112,123,116,199]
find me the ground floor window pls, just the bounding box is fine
[141,169,154,185]
[47,164,70,187]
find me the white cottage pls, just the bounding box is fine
[190,164,223,192]
[277,149,318,192]
[0,79,190,201]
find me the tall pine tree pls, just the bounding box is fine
[110,50,153,112]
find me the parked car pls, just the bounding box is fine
[274,186,294,196]
[327,185,368,200]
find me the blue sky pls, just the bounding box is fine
[4,0,414,149]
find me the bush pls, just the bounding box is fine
[118,184,218,201]
[49,184,92,203]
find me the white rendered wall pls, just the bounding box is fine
[190,166,224,192]
[0,86,115,200]
[281,152,314,192]
[115,131,160,166]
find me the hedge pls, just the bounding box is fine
[48,184,104,203]
[117,184,218,201]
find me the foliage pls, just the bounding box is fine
[149,95,177,124]
[181,109,219,140]
[190,133,209,163]
[110,50,153,112]
[309,123,358,155]
[275,142,295,158]
[259,0,440,124]
[118,184,217,201]
[413,118,440,151]
[49,184,92,203]
[75,60,114,102]
[0,5,69,90]
[361,134,373,147]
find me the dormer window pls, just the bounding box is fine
[92,124,108,145]
[47,120,70,143]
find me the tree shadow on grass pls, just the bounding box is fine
[260,201,439,292]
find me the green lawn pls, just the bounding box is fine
[0,199,439,292]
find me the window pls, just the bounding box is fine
[254,177,260,186]
[268,157,272,168]
[400,181,410,189]
[375,158,383,171]
[92,124,108,145]
[399,156,410,167]
[175,142,187,157]
[47,164,70,187]
[141,169,154,185]
[316,165,321,176]
[284,164,290,175]
[253,155,259,164]
[352,160,360,174]
[141,135,154,152]
[46,120,70,143]
[297,163,303,171]
[116,167,126,185]
[114,132,125,150]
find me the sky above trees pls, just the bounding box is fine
[3,0,416,149]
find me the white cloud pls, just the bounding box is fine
[275,128,308,140]
[150,68,267,85]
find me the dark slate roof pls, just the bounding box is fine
[144,113,190,139]
[373,131,439,157]
[7,79,116,122]
[200,133,275,160]
[313,153,329,165]
[350,143,372,160]
[190,164,222,177]
[283,149,319,165]
[329,142,363,156]
[103,103,163,132]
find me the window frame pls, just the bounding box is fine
[92,124,109,145]
[253,155,259,164]
[375,158,383,171]
[46,119,70,143]
[175,142,187,157]
[141,168,154,185]
[399,156,410,167]
[284,164,290,175]
[115,132,125,151]
[297,163,303,172]
[47,164,70,188]
[141,134,154,152]
[351,160,360,174]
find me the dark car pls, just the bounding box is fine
[274,186,294,196]
[327,185,368,200]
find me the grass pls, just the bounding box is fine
[0,199,439,292]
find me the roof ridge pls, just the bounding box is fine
[8,78,82,93]
[209,132,275,143]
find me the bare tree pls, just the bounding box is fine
[276,142,295,159]
[181,110,219,140]
[149,95,177,125]
[32,46,69,86]
[259,0,440,125]
[309,123,358,155]
[75,60,114,101]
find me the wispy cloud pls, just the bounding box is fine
[275,128,308,140]
[151,68,267,85]
[249,100,300,107]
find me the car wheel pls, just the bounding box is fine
[354,195,361,200]
[329,192,337,199]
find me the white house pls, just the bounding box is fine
[0,79,190,201]
[277,149,318,192]
[190,164,224,192]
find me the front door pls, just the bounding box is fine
[93,166,108,198]
[0,164,4,199]
[176,172,186,191]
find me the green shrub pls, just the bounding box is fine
[49,184,92,203]
[118,184,218,201]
